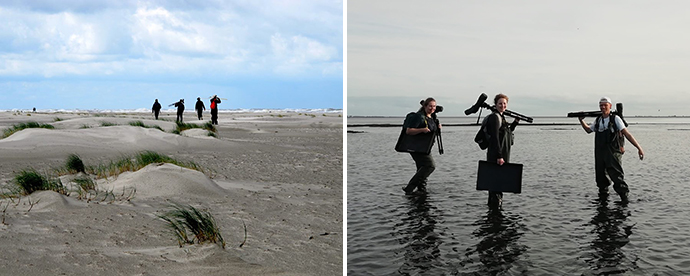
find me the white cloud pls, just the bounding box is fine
[131,6,226,55]
[271,33,337,75]
[0,1,342,80]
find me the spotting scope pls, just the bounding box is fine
[464,93,534,123]
[567,103,628,127]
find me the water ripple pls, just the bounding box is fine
[348,126,690,275]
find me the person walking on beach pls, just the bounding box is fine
[195,97,206,120]
[401,98,441,195]
[210,95,221,125]
[578,97,644,202]
[172,99,185,123]
[152,99,162,120]
[485,94,520,208]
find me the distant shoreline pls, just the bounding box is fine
[2,108,343,114]
[348,115,690,118]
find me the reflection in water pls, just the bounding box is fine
[394,195,444,275]
[582,197,637,275]
[459,209,528,275]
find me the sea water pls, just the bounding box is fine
[347,117,690,275]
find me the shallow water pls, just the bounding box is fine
[347,118,690,275]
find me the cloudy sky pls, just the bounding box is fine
[0,0,342,110]
[348,1,690,116]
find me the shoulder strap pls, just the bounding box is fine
[609,114,620,131]
[486,113,501,126]
[416,111,428,128]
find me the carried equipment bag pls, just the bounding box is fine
[395,112,435,154]
[474,115,501,150]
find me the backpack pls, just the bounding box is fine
[474,114,501,150]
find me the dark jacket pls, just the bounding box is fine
[486,112,518,161]
[152,102,161,112]
[195,100,206,112]
[174,102,185,114]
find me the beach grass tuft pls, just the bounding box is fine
[91,151,203,178]
[14,169,67,195]
[2,122,55,138]
[175,121,195,132]
[73,176,96,191]
[66,154,86,173]
[100,121,117,127]
[129,120,164,131]
[158,203,225,249]
[136,151,172,164]
[173,121,217,134]
[203,121,216,132]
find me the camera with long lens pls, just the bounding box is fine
[435,105,443,113]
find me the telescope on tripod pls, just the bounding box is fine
[464,93,534,123]
[567,102,628,127]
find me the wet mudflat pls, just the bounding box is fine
[348,119,690,275]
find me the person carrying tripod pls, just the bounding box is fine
[210,95,221,125]
[400,97,442,195]
[170,99,185,123]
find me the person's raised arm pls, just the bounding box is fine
[579,117,593,133]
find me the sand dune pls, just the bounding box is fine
[100,163,227,199]
[0,111,343,275]
[23,190,90,212]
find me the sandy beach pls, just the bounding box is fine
[0,110,343,275]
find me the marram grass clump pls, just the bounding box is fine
[129,121,164,131]
[158,203,226,249]
[73,176,96,191]
[2,122,55,138]
[14,169,67,195]
[173,121,216,134]
[91,151,203,178]
[66,154,86,173]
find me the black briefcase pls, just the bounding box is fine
[476,160,523,193]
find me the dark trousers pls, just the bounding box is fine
[154,111,159,120]
[176,113,183,123]
[211,109,218,125]
[403,153,435,193]
[487,149,509,207]
[595,150,628,196]
[197,110,203,120]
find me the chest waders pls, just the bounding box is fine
[403,114,437,195]
[487,114,511,207]
[594,116,629,198]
